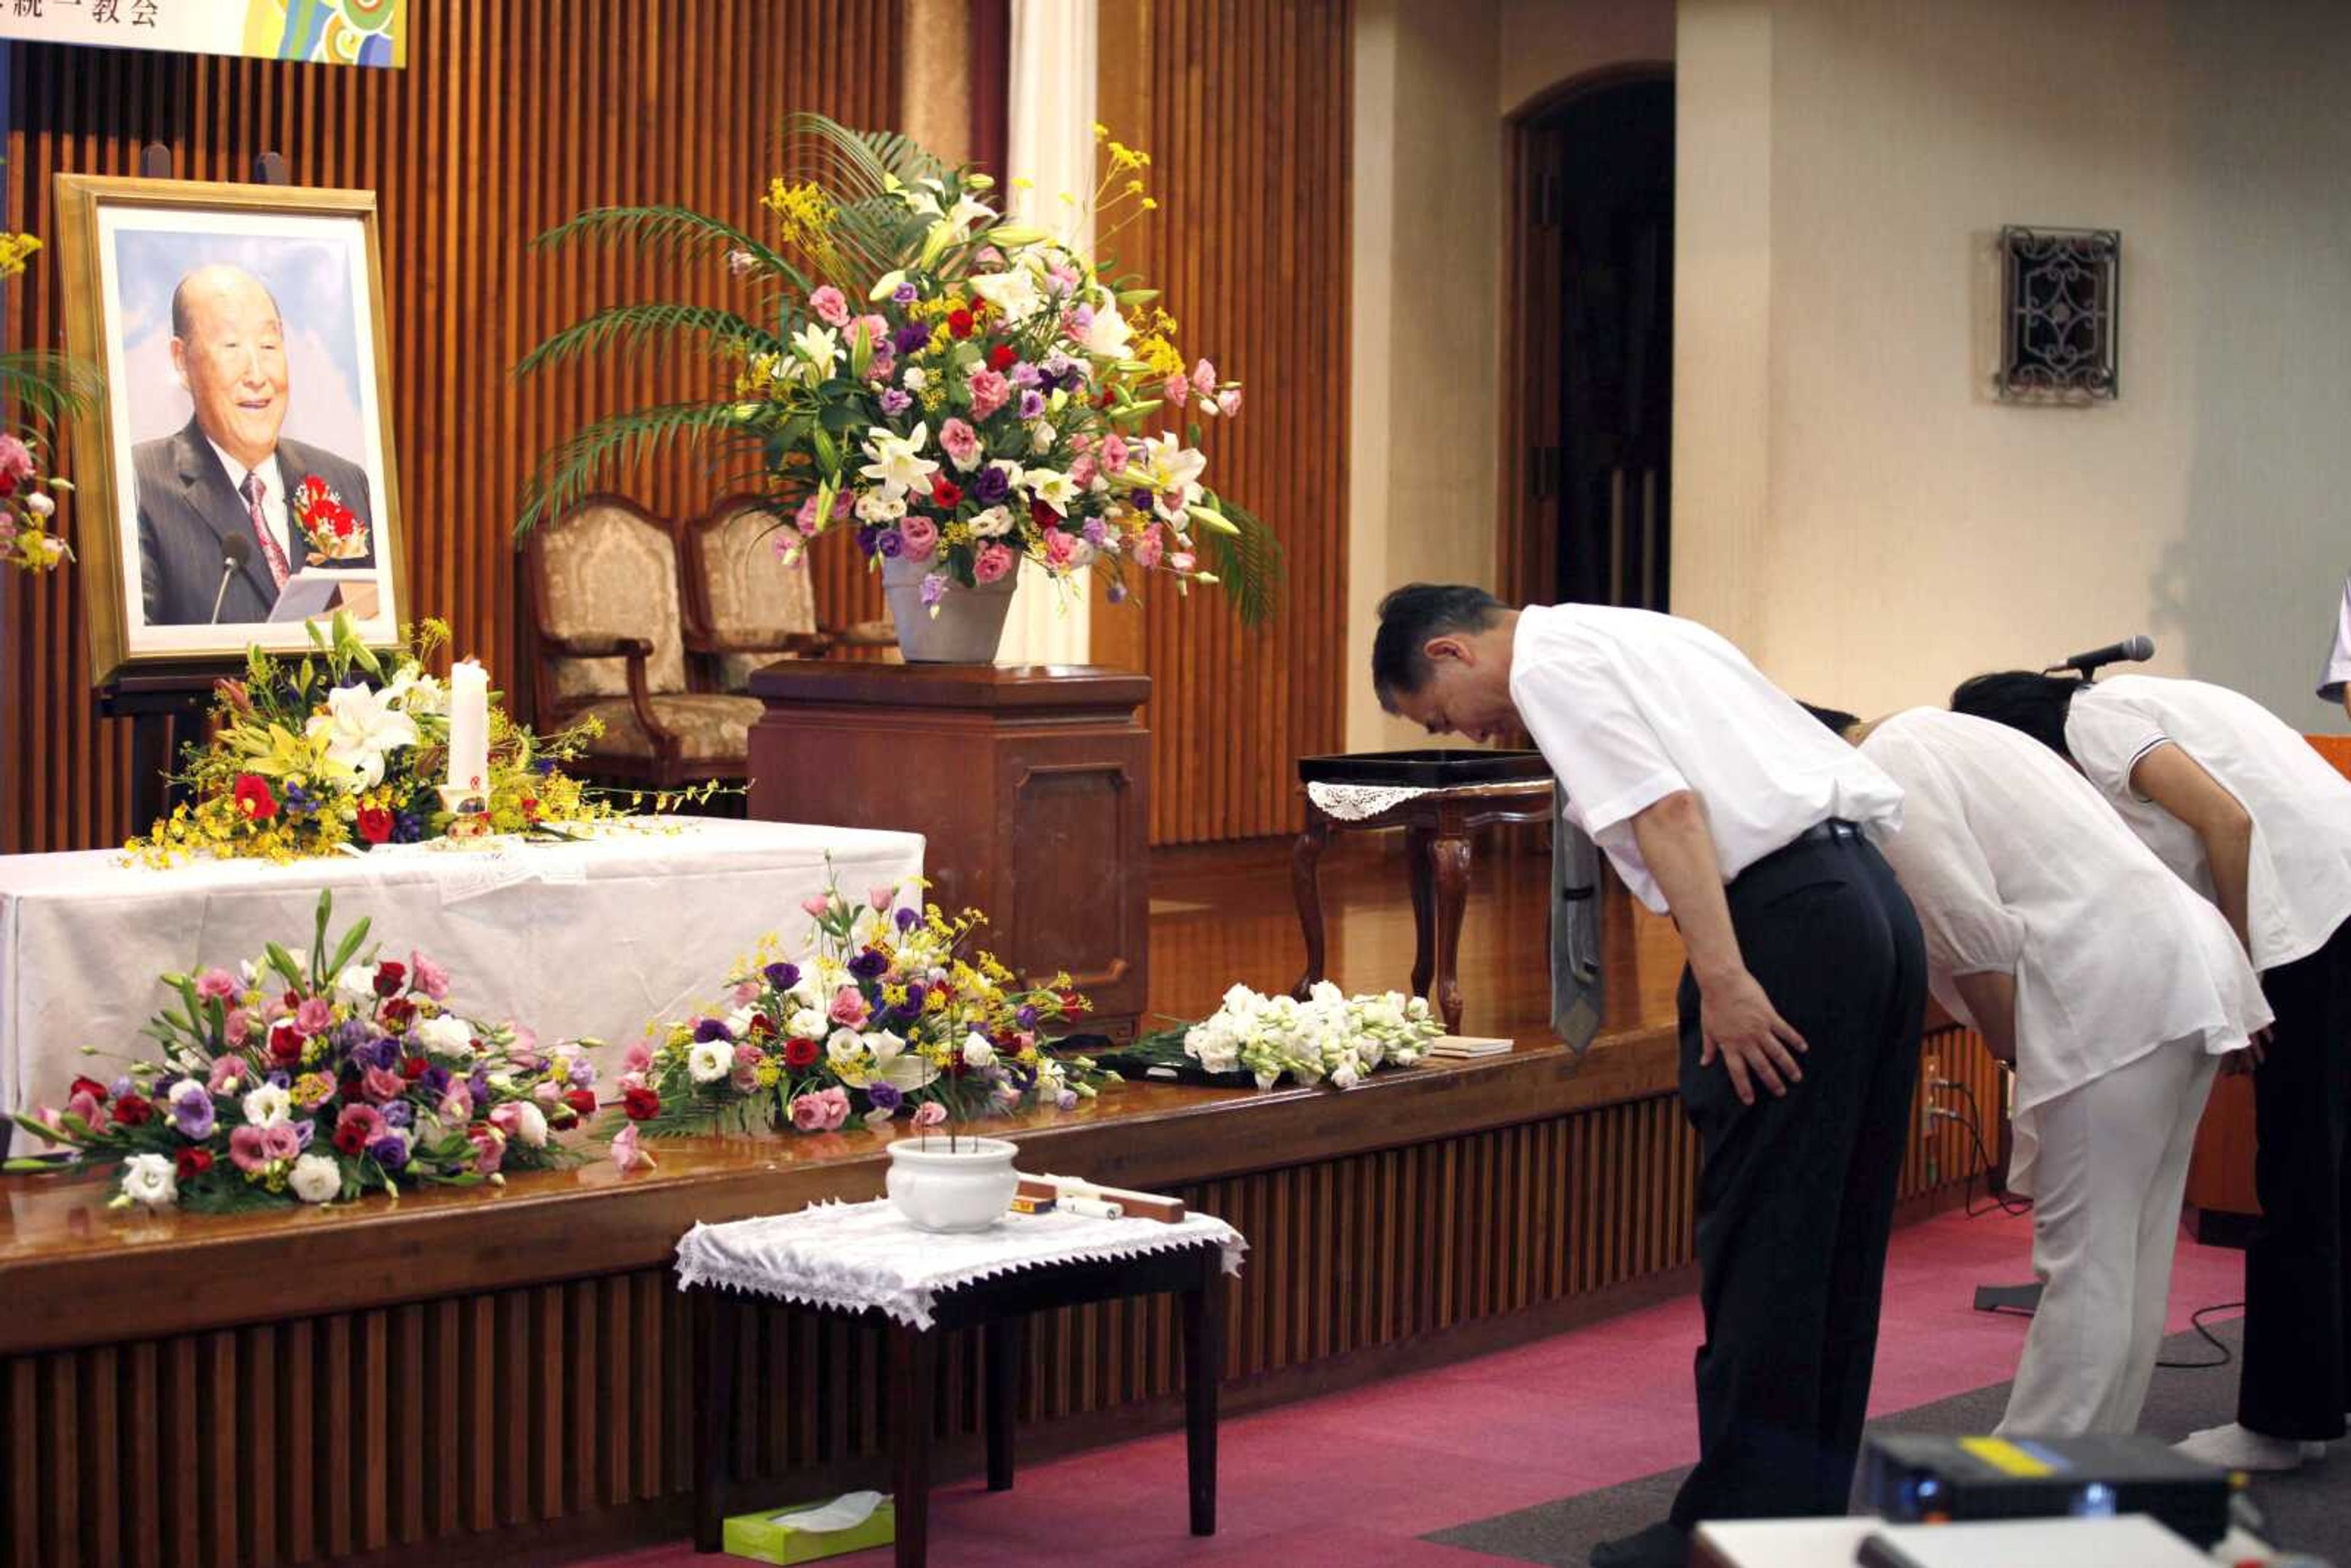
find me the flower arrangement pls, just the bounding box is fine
[291,472,371,565]
[0,222,99,574]
[1158,982,1441,1090]
[612,877,1109,1153]
[4,893,593,1211]
[514,114,1278,622]
[124,613,715,866]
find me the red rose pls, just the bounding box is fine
[400,1056,427,1081]
[111,1094,154,1126]
[300,474,332,506]
[0,472,15,498]
[331,508,355,539]
[1029,500,1059,530]
[232,773,278,821]
[70,1076,109,1103]
[929,479,963,509]
[356,807,394,845]
[380,997,415,1028]
[783,1037,820,1070]
[176,1147,214,1179]
[947,308,975,339]
[563,1089,599,1118]
[623,1086,661,1121]
[334,1121,367,1154]
[988,343,1018,372]
[373,960,406,996]
[269,1022,306,1064]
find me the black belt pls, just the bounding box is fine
[1793,818,1864,847]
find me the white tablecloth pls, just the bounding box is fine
[675,1197,1248,1329]
[0,817,923,1153]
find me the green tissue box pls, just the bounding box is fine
[723,1490,896,1564]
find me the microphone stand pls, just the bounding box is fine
[208,558,238,625]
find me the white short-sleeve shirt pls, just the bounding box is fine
[1861,710,2267,1133]
[2320,574,2351,704]
[1506,605,1904,913]
[2066,673,2351,972]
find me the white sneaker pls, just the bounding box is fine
[2174,1423,2309,1472]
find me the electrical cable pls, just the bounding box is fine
[1925,1098,2032,1218]
[2154,1300,2245,1370]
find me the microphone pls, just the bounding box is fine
[2045,634,2153,677]
[209,535,253,625]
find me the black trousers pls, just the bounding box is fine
[2238,914,2351,1439]
[1667,830,1927,1527]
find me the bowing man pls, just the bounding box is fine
[1955,669,2351,1471]
[1373,585,1925,1568]
[1807,704,2270,1436]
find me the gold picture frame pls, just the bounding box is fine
[53,175,405,685]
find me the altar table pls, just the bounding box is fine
[0,816,923,1153]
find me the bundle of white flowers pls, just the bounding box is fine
[1182,982,1439,1090]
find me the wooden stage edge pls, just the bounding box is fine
[0,1019,2002,1568]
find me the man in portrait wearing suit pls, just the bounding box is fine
[132,263,377,626]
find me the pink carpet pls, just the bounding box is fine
[578,1209,2245,1568]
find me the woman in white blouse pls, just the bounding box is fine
[2322,573,2351,724]
[1955,669,2351,1470]
[1809,705,2269,1435]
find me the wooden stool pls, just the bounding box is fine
[1289,779,1553,1033]
[691,1241,1226,1566]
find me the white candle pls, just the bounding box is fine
[447,659,490,796]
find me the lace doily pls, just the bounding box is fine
[674,1197,1247,1329]
[1306,782,1434,820]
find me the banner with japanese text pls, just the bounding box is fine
[0,0,405,69]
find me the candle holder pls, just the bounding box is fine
[436,784,492,839]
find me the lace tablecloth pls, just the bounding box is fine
[1305,778,1554,821]
[675,1197,1248,1329]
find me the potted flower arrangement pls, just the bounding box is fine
[6,893,594,1210]
[0,223,99,574]
[514,115,1278,661]
[612,877,1109,1231]
[124,613,723,865]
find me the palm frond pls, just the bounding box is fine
[514,302,781,381]
[0,351,105,426]
[777,114,949,202]
[1198,493,1284,628]
[530,205,813,296]
[514,400,742,538]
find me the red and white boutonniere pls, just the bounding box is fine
[293,473,369,564]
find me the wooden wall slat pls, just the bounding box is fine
[1,0,903,854]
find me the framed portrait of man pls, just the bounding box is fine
[53,176,404,684]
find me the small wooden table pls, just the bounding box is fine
[691,1241,1226,1566]
[1289,778,1553,1033]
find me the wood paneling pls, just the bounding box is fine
[0,1,902,855]
[1093,0,1353,845]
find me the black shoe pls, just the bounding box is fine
[1588,1519,1689,1568]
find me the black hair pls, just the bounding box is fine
[1948,670,2082,760]
[1796,702,1861,737]
[1371,583,1505,704]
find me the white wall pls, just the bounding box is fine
[1674,0,2351,732]
[1499,0,1674,116]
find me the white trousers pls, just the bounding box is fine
[1997,1037,2221,1438]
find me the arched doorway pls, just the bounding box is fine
[1499,71,1674,612]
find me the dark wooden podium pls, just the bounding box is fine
[746,662,1152,1038]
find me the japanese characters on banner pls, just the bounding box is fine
[0,0,405,69]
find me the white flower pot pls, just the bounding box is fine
[885,1135,1020,1232]
[880,552,1018,662]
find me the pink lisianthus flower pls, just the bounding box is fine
[195,967,239,1002]
[361,1066,407,1104]
[828,986,871,1029]
[207,1054,246,1095]
[809,285,850,327]
[1191,358,1218,396]
[973,542,1016,584]
[813,1086,850,1131]
[801,894,833,918]
[770,525,807,564]
[939,417,982,471]
[1162,373,1190,408]
[294,997,333,1035]
[730,1064,760,1094]
[731,980,762,1006]
[489,1100,549,1149]
[1170,551,1197,573]
[967,368,1011,421]
[734,1043,765,1068]
[610,1123,656,1174]
[229,1124,271,1172]
[912,1100,948,1130]
[615,1070,647,1094]
[1216,386,1243,417]
[533,1078,563,1106]
[1070,453,1099,488]
[223,1008,253,1047]
[853,313,890,350]
[869,885,895,912]
[791,1087,851,1133]
[898,514,939,561]
[1101,433,1130,474]
[260,1123,301,1164]
[439,1087,474,1123]
[408,951,451,1001]
[337,1103,386,1146]
[623,1042,654,1073]
[1131,525,1165,569]
[468,1123,506,1175]
[1042,529,1081,571]
[67,1089,103,1126]
[0,433,34,490]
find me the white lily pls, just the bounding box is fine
[868,268,908,302]
[858,424,939,499]
[1028,467,1079,517]
[791,321,841,375]
[1078,298,1133,359]
[969,266,1046,324]
[1136,432,1209,520]
[305,682,419,792]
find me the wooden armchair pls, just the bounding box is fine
[681,494,900,693]
[523,495,764,790]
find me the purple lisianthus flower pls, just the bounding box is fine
[895,907,920,932]
[1009,362,1043,389]
[893,282,918,306]
[294,1117,317,1149]
[468,1069,492,1103]
[380,1100,413,1128]
[111,1076,133,1100]
[693,1017,734,1044]
[879,388,913,416]
[1129,487,1153,510]
[1018,389,1046,421]
[267,1070,293,1089]
[332,1018,372,1053]
[866,1082,903,1114]
[172,1092,216,1141]
[764,961,801,991]
[1082,519,1108,547]
[902,981,927,1015]
[1106,580,1128,604]
[419,1063,452,1098]
[855,524,883,559]
[970,466,1011,505]
[847,948,889,981]
[893,322,932,357]
[875,528,906,559]
[920,572,950,606]
[1056,1089,1079,1111]
[367,1134,410,1172]
[1016,1005,1040,1030]
[569,1058,596,1088]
